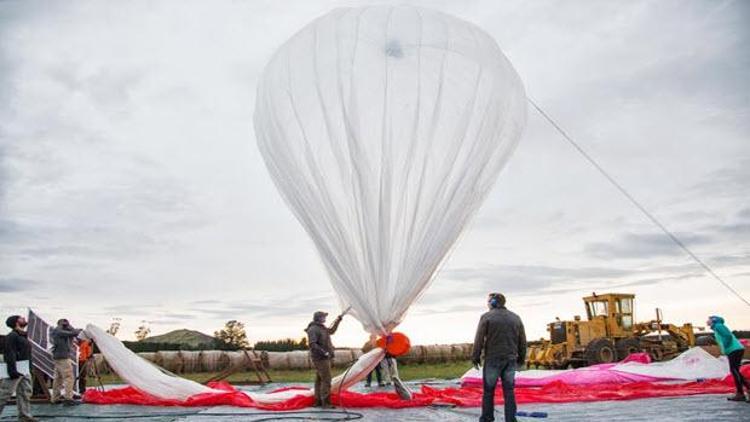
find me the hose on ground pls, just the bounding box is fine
[0,409,363,421]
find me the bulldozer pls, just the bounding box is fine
[526,293,696,369]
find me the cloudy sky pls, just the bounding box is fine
[1,0,748,347]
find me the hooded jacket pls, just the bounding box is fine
[710,316,744,355]
[305,316,342,361]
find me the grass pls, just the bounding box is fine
[89,360,474,386]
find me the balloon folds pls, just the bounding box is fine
[254,6,526,334]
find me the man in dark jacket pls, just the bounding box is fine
[472,293,526,422]
[0,315,36,421]
[50,319,81,405]
[305,311,343,408]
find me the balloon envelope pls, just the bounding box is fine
[254,6,526,334]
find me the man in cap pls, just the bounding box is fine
[472,293,526,422]
[0,315,37,421]
[50,319,82,405]
[305,310,344,408]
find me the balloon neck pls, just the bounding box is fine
[376,332,411,357]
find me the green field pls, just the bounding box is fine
[90,360,474,386]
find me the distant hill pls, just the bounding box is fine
[141,329,216,347]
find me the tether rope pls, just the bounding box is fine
[528,97,750,308]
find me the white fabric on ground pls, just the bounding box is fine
[86,324,384,403]
[614,347,728,380]
[461,347,731,386]
[86,324,216,400]
[254,5,526,335]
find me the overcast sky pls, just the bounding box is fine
[1,0,748,347]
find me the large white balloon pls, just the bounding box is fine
[254,6,526,334]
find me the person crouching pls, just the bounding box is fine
[305,311,343,408]
[50,319,82,405]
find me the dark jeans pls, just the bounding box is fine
[728,349,747,395]
[480,359,516,422]
[366,363,382,385]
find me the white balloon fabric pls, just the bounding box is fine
[85,324,384,402]
[255,6,526,334]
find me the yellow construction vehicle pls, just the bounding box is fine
[526,293,695,369]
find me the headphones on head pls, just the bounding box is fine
[489,295,499,308]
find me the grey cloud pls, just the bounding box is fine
[442,263,637,298]
[690,158,750,200]
[192,294,337,321]
[190,300,222,305]
[0,278,39,292]
[585,232,712,259]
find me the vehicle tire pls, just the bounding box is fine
[615,338,641,361]
[649,346,664,362]
[695,335,716,346]
[585,338,616,365]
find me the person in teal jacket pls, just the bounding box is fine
[708,315,748,401]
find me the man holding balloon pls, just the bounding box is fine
[305,310,344,408]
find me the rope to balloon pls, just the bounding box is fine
[527,97,750,308]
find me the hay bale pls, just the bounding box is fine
[156,351,183,373]
[179,351,202,373]
[200,350,228,372]
[266,352,289,370]
[138,352,157,364]
[287,350,312,369]
[332,349,357,368]
[401,345,424,364]
[225,351,248,370]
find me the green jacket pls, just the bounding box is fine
[710,316,744,355]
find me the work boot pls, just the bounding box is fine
[364,382,371,388]
[727,393,746,402]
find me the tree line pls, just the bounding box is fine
[103,319,310,353]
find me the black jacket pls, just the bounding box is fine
[4,329,31,379]
[305,317,341,361]
[472,307,526,365]
[50,326,81,360]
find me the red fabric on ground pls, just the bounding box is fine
[84,368,750,409]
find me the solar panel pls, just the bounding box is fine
[27,309,79,393]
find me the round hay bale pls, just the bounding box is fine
[402,345,424,364]
[266,352,289,370]
[225,351,248,370]
[421,345,441,363]
[436,344,453,362]
[138,352,157,364]
[332,349,357,368]
[179,351,201,373]
[450,344,465,360]
[156,351,182,373]
[460,343,474,359]
[287,350,312,369]
[200,350,228,372]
